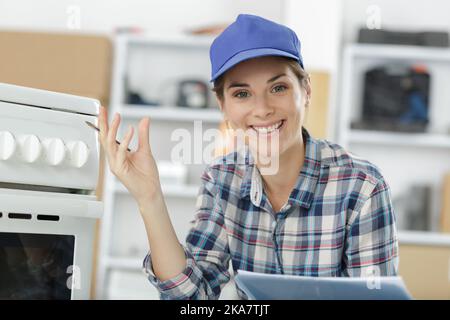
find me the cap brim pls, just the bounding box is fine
[210,48,300,82]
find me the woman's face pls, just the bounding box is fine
[217,56,310,160]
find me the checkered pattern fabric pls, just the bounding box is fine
[143,128,399,300]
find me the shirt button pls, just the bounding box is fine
[272,221,276,228]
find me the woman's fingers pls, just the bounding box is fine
[98,106,117,169]
[99,112,150,177]
[116,125,134,166]
[98,106,109,147]
[107,112,120,157]
[138,117,151,153]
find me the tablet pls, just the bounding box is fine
[234,270,412,300]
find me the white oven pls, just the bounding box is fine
[0,83,103,300]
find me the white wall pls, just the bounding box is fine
[284,0,343,73]
[0,0,283,35]
[342,0,450,44]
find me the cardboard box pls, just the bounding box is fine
[441,173,450,233]
[304,71,330,139]
[399,244,450,299]
[0,30,112,106]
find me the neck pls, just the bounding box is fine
[256,135,306,196]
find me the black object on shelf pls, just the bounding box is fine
[358,28,449,47]
[393,184,432,232]
[406,185,432,231]
[126,91,160,106]
[123,75,160,106]
[176,79,209,109]
[352,64,431,133]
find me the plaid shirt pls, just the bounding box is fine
[143,128,399,300]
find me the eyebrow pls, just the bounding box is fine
[226,73,287,90]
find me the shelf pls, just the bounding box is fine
[347,44,450,62]
[105,256,143,271]
[398,230,450,247]
[348,129,450,149]
[119,33,214,48]
[97,33,216,299]
[114,181,199,198]
[119,105,223,123]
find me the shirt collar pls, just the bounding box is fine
[239,127,321,210]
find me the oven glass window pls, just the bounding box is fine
[0,232,75,300]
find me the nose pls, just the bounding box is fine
[253,95,274,119]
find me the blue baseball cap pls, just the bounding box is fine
[209,14,303,82]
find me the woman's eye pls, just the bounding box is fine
[272,85,287,93]
[234,91,249,98]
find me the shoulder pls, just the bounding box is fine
[202,150,247,178]
[317,137,386,185]
[199,150,249,196]
[314,137,391,210]
[313,138,394,218]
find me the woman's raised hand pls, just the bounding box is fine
[98,106,163,206]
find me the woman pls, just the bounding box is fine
[99,14,398,300]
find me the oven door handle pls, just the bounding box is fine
[0,188,103,219]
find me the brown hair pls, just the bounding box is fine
[212,57,310,102]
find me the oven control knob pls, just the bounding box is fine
[17,134,42,163]
[42,138,66,166]
[0,131,16,161]
[67,141,89,168]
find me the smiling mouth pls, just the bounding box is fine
[250,120,285,134]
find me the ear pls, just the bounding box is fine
[304,76,312,107]
[215,93,225,114]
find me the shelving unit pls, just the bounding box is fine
[105,256,144,271]
[120,105,223,122]
[114,181,199,198]
[345,44,450,62]
[398,230,450,247]
[348,129,450,149]
[338,45,450,299]
[96,34,221,300]
[338,43,450,240]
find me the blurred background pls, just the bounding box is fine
[1,0,450,299]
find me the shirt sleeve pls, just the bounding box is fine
[342,178,399,277]
[142,167,231,300]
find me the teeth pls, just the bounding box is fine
[252,121,283,133]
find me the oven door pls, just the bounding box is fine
[0,188,102,300]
